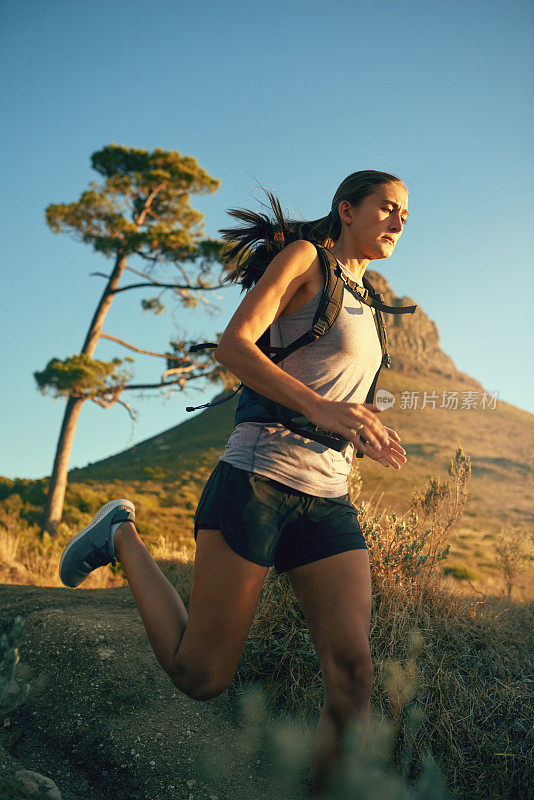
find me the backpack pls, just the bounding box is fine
[186,242,417,455]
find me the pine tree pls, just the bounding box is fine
[36,143,230,535]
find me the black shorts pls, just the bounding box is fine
[193,459,367,575]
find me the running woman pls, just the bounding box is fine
[59,170,409,797]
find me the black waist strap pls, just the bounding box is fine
[238,414,354,453]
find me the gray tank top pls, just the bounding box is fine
[220,261,383,497]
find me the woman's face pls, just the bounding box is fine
[338,181,409,261]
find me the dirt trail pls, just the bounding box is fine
[0,585,314,800]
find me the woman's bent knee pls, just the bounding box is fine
[180,682,228,702]
[170,664,232,702]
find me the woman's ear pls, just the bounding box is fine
[338,200,353,223]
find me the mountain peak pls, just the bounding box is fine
[367,269,479,386]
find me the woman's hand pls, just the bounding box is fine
[361,425,407,469]
[305,399,391,454]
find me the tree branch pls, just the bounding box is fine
[160,365,196,381]
[100,334,219,378]
[176,260,191,285]
[121,370,220,391]
[92,263,226,293]
[90,271,112,279]
[131,249,161,263]
[135,183,164,227]
[117,397,137,420]
[124,264,159,280]
[91,394,137,421]
[125,262,223,287]
[100,332,185,361]
[112,281,225,294]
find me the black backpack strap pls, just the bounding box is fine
[360,276,390,413]
[311,244,346,337]
[234,242,353,451]
[255,242,344,364]
[336,267,417,315]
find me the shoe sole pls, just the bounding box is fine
[59,498,135,587]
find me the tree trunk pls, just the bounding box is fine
[41,397,85,535]
[41,254,128,536]
[82,254,128,357]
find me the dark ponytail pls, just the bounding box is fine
[219,170,404,290]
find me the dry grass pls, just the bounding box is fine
[0,494,125,588]
[234,571,532,799]
[0,487,196,589]
[0,447,532,798]
[233,450,533,799]
[494,526,534,599]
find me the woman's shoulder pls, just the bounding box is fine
[258,238,320,287]
[285,238,319,258]
[273,240,324,317]
[273,239,320,280]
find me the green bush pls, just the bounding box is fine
[443,565,480,581]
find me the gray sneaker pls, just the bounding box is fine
[59,499,135,588]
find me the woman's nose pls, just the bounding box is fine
[390,213,404,231]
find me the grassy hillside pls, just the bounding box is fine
[69,372,533,535]
[1,370,532,595]
[63,371,533,593]
[69,386,239,485]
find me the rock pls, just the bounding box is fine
[13,769,62,799]
[367,269,482,385]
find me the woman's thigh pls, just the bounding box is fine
[175,529,268,690]
[287,549,372,695]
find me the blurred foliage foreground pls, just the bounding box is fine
[0,447,532,799]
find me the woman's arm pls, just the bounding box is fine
[214,240,390,452]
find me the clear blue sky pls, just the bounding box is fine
[1,0,532,480]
